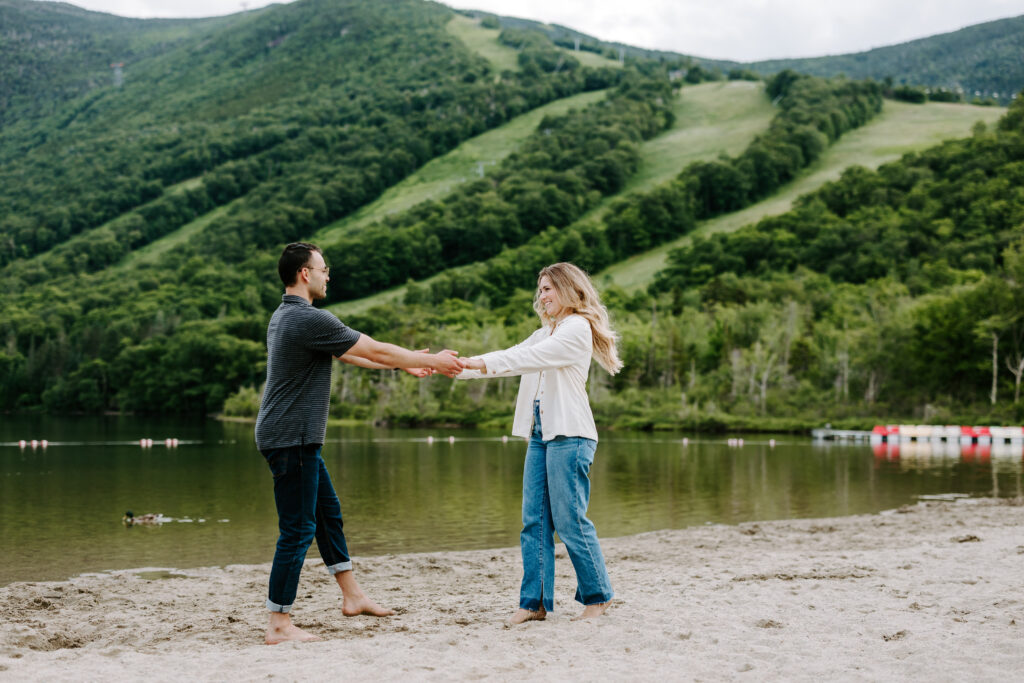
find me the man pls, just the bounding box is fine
[255,242,461,645]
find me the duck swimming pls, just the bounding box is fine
[122,510,165,526]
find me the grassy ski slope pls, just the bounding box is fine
[327,80,775,316]
[599,100,1007,291]
[312,89,609,245]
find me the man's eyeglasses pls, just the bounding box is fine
[305,266,330,276]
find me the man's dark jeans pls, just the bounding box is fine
[262,444,351,612]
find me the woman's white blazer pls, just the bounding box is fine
[458,314,597,442]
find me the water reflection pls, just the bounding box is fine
[871,440,1024,462]
[0,416,1021,586]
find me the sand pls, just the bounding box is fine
[2,498,1023,681]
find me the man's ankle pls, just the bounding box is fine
[269,611,292,627]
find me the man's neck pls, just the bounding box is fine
[284,286,312,304]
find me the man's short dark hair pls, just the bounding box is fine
[278,242,322,286]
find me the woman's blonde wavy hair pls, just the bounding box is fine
[533,262,623,375]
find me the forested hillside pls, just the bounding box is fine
[0,0,241,125]
[364,71,884,310]
[0,0,654,413]
[457,9,733,71]
[1,0,1021,432]
[310,96,1024,431]
[748,15,1024,104]
[463,9,1024,105]
[1,0,620,272]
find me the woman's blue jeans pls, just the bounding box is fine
[520,400,613,611]
[262,444,352,613]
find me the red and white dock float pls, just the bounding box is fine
[870,425,898,444]
[867,425,1022,445]
[990,426,1023,444]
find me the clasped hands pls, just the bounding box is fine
[403,349,485,378]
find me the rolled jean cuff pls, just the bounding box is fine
[581,592,614,606]
[519,597,546,611]
[266,598,293,613]
[326,560,353,575]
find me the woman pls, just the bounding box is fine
[457,262,623,623]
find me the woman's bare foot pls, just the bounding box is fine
[573,601,612,620]
[265,613,321,645]
[509,607,547,625]
[342,593,395,617]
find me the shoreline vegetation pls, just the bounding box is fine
[216,412,1013,435]
[5,410,1010,436]
[3,498,1023,678]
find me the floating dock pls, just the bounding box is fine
[813,425,1024,445]
[811,429,872,441]
[871,425,1023,445]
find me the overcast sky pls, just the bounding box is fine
[48,0,1023,62]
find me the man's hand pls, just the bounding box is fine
[430,349,462,378]
[402,349,435,378]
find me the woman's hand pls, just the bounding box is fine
[459,357,486,371]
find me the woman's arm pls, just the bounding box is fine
[454,363,487,380]
[455,327,546,380]
[458,358,488,374]
[466,317,591,378]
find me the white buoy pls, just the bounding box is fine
[769,439,776,448]
[502,435,508,443]
[427,436,434,444]
[448,436,455,444]
[40,440,48,449]
[30,439,38,449]
[18,440,26,449]
[682,437,689,446]
[738,438,744,447]
[146,438,153,447]
[171,438,179,447]
[164,438,172,447]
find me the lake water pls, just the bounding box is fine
[2,416,1022,586]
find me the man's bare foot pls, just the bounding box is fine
[573,601,612,620]
[342,593,395,617]
[509,607,546,625]
[265,614,321,645]
[335,569,395,617]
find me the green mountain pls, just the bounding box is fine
[457,9,734,70]
[747,15,1024,103]
[467,9,1024,104]
[1,0,614,269]
[0,0,637,413]
[1,0,1021,430]
[0,0,249,126]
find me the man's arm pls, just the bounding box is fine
[337,354,395,370]
[344,335,462,377]
[336,349,434,377]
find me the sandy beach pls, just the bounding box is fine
[2,497,1023,681]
